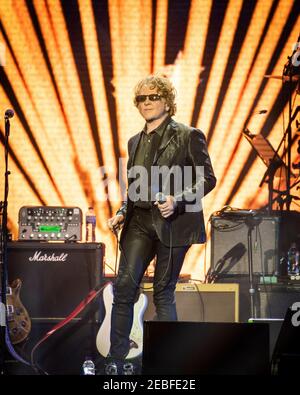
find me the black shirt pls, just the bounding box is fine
[133,116,171,209]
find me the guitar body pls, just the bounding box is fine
[6,279,31,344]
[96,282,148,360]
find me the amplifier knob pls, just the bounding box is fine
[30,234,34,238]
[65,234,69,238]
[44,234,48,238]
[57,233,61,238]
[38,234,42,238]
[50,233,55,238]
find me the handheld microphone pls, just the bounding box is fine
[155,192,167,204]
[5,109,14,119]
[112,217,124,234]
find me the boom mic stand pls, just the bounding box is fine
[0,109,14,374]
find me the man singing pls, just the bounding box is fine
[106,74,216,374]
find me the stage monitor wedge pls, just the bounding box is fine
[143,321,269,375]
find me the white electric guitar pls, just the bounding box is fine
[96,282,148,360]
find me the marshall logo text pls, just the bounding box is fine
[28,251,68,262]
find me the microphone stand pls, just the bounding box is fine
[0,113,12,374]
[245,214,262,319]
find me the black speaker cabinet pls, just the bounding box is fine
[7,242,104,319]
[142,283,239,322]
[210,214,279,275]
[214,277,300,324]
[256,283,300,319]
[142,321,270,374]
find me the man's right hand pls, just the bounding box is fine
[107,214,125,233]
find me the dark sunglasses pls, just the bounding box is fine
[135,94,162,103]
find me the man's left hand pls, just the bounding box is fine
[154,195,177,218]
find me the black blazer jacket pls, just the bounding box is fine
[117,119,216,247]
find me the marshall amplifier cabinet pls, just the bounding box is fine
[7,242,105,320]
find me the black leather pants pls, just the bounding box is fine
[109,207,190,360]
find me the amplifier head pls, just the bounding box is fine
[18,206,82,242]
